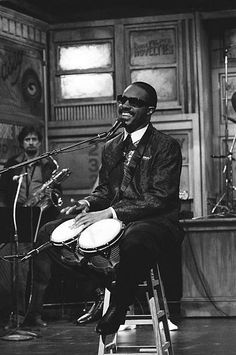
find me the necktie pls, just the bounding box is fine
[120,134,135,192]
[123,134,132,152]
[123,134,136,164]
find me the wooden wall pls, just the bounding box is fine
[0,6,48,170]
[1,6,236,218]
[181,218,236,316]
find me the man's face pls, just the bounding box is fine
[118,84,154,133]
[22,133,41,156]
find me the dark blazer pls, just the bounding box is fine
[86,123,183,242]
[0,152,58,208]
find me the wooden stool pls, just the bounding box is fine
[98,264,174,354]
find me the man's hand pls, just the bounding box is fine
[73,208,113,229]
[60,198,89,215]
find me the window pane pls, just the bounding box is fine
[59,43,112,70]
[131,68,177,102]
[60,73,113,99]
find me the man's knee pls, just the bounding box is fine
[37,219,62,245]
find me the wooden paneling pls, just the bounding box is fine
[181,218,236,316]
[0,6,47,45]
[54,102,117,122]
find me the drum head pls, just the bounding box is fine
[51,219,85,245]
[78,219,123,253]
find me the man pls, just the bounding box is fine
[0,125,59,209]
[28,81,183,335]
[0,125,60,326]
[17,129,104,328]
[68,81,183,335]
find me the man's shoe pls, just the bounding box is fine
[95,304,127,336]
[76,298,104,325]
[22,315,47,328]
[76,290,104,325]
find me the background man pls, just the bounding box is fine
[0,125,60,327]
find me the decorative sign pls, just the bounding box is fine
[129,27,179,109]
[0,41,44,124]
[130,28,176,66]
[0,123,22,166]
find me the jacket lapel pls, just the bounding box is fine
[110,133,124,169]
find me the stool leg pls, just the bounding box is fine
[148,293,163,355]
[154,265,170,320]
[147,265,174,355]
[147,272,165,355]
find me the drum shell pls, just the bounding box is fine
[81,243,120,273]
[77,219,124,273]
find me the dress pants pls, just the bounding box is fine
[111,219,180,307]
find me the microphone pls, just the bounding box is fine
[106,118,124,138]
[13,172,28,181]
[20,241,52,262]
[228,116,236,124]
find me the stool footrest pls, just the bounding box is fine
[97,264,174,355]
[125,310,165,325]
[125,319,153,325]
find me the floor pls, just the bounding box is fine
[0,316,236,354]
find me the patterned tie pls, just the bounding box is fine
[123,134,135,160]
[123,134,132,151]
[120,134,136,192]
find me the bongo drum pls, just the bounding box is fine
[50,218,85,246]
[78,219,124,272]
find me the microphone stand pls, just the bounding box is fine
[211,47,236,217]
[0,124,120,176]
[1,174,38,340]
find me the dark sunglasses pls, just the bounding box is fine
[117,94,150,108]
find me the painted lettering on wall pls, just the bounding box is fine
[130,29,176,66]
[134,39,174,57]
[88,142,100,186]
[0,123,22,163]
[0,50,23,85]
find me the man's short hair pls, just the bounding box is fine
[18,125,42,147]
[132,81,158,108]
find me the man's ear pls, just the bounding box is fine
[147,106,156,115]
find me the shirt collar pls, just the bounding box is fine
[124,125,149,144]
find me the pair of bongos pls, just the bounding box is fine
[50,218,124,272]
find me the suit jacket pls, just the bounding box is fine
[0,152,59,208]
[86,123,183,242]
